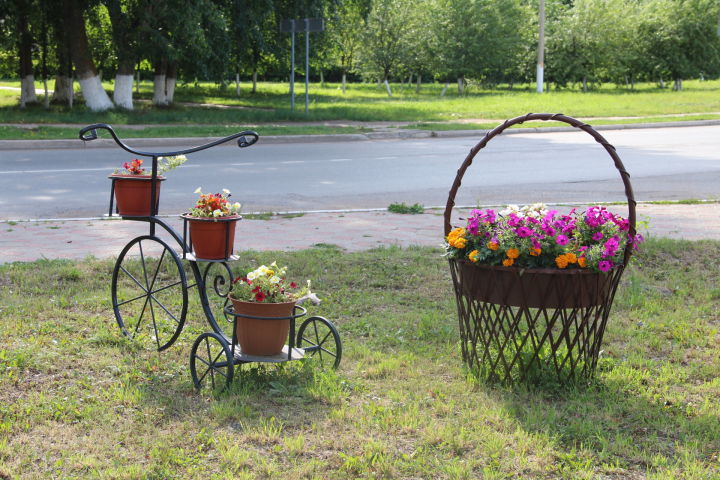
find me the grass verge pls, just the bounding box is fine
[0,239,719,478]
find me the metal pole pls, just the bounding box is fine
[290,20,295,111]
[536,0,545,93]
[305,18,310,114]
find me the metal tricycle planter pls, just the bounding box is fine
[79,124,342,390]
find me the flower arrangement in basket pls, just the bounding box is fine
[182,187,242,260]
[229,263,319,356]
[442,112,643,383]
[445,203,642,274]
[109,155,187,216]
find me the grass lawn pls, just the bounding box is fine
[0,79,719,140]
[1,239,719,478]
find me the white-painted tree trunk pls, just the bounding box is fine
[52,76,73,104]
[113,74,134,110]
[342,72,347,94]
[384,79,393,97]
[457,77,464,95]
[236,73,240,96]
[441,82,448,96]
[153,74,167,105]
[165,76,176,103]
[20,75,38,107]
[416,74,421,94]
[78,74,113,111]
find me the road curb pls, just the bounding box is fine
[1,119,719,150]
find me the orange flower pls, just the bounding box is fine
[487,241,499,251]
[468,250,480,263]
[555,255,569,269]
[502,258,515,267]
[447,228,467,249]
[565,252,577,264]
[578,256,587,268]
[529,247,541,256]
[506,248,520,259]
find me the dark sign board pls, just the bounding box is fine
[280,18,324,33]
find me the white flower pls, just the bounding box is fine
[247,271,257,281]
[232,202,241,210]
[269,275,280,284]
[223,188,230,195]
[212,209,222,217]
[194,187,202,194]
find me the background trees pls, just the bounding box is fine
[1,0,719,110]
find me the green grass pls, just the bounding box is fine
[0,239,719,478]
[1,78,719,137]
[387,202,425,214]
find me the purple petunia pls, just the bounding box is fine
[556,235,569,246]
[598,260,613,272]
[592,231,603,241]
[515,226,533,238]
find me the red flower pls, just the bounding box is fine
[289,282,297,289]
[252,286,260,293]
[255,291,266,302]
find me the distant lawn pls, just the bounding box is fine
[0,78,719,132]
[0,239,719,478]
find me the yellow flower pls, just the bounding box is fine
[565,252,577,264]
[555,255,569,269]
[447,227,467,249]
[487,241,499,251]
[529,247,541,256]
[506,248,520,259]
[468,250,480,263]
[502,258,515,267]
[578,256,587,268]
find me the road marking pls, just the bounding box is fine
[376,156,398,160]
[231,162,254,166]
[319,181,335,185]
[281,160,305,164]
[0,167,113,174]
[329,158,352,162]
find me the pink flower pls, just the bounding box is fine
[515,226,533,238]
[598,260,613,272]
[592,231,603,241]
[556,235,569,246]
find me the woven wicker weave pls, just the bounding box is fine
[444,113,637,383]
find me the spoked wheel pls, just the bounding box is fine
[190,332,234,392]
[297,316,342,369]
[198,261,235,341]
[111,235,188,351]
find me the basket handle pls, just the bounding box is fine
[443,113,637,265]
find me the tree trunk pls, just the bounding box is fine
[153,59,168,106]
[582,76,588,92]
[673,78,682,91]
[252,70,258,93]
[52,76,73,104]
[416,74,421,94]
[384,79,393,97]
[51,14,73,106]
[113,60,134,109]
[659,77,665,89]
[457,76,465,95]
[320,71,324,87]
[441,82,448,97]
[165,62,177,104]
[236,72,240,96]
[342,72,347,94]
[62,0,113,111]
[18,10,37,107]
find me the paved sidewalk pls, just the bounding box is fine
[0,203,718,264]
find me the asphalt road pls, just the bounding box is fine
[0,125,718,219]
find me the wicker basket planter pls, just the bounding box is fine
[444,113,637,384]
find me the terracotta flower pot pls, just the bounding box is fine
[183,215,240,260]
[229,296,295,355]
[110,174,165,216]
[455,260,613,308]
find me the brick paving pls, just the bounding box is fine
[0,203,718,264]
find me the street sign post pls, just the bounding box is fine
[281,18,324,113]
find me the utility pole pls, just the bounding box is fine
[537,0,545,93]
